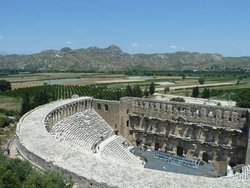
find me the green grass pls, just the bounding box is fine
[0,96,22,112]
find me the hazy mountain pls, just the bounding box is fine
[0,45,249,72]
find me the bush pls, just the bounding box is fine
[235,89,250,108]
[0,151,71,187]
[0,109,19,117]
[0,116,12,128]
[0,80,11,92]
[198,77,205,85]
[170,97,185,102]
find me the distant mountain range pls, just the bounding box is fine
[0,45,249,72]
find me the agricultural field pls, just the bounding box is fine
[0,71,249,149]
[0,71,249,99]
[1,71,248,92]
[0,71,249,104]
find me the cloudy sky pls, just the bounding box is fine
[0,0,249,56]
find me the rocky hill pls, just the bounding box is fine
[0,45,249,72]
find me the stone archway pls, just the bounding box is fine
[155,143,160,150]
[177,146,183,156]
[202,152,209,162]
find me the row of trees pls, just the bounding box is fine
[192,87,210,99]
[17,83,156,115]
[116,82,156,98]
[21,90,51,115]
[191,87,250,108]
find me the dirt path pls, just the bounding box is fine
[9,140,19,158]
[153,93,236,107]
[156,82,235,91]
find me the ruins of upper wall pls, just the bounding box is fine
[130,97,248,130]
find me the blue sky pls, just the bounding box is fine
[0,0,249,56]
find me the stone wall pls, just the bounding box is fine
[45,98,93,131]
[92,99,120,132]
[245,110,250,164]
[131,98,247,129]
[126,97,250,167]
[93,98,134,138]
[93,97,250,167]
[130,115,246,166]
[16,137,112,188]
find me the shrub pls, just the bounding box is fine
[170,97,185,102]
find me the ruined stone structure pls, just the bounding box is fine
[93,97,250,169]
[16,96,250,187]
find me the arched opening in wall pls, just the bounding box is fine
[202,152,209,162]
[115,130,119,135]
[136,138,141,146]
[126,120,129,127]
[104,104,109,111]
[155,143,160,151]
[229,158,236,168]
[97,103,101,110]
[241,113,246,118]
[177,146,183,156]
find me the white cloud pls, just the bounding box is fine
[147,44,152,48]
[169,45,178,49]
[0,35,4,39]
[131,42,140,48]
[181,47,185,50]
[66,41,72,44]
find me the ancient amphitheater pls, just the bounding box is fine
[16,96,250,188]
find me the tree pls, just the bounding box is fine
[192,86,199,97]
[149,82,155,95]
[144,86,149,97]
[0,80,11,92]
[32,90,50,108]
[0,116,11,128]
[198,77,205,85]
[202,88,210,99]
[114,89,122,100]
[0,151,70,188]
[132,85,143,98]
[237,76,244,84]
[164,87,170,94]
[1,170,21,188]
[235,89,250,108]
[182,74,186,80]
[21,93,31,115]
[124,85,133,96]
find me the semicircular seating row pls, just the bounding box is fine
[50,109,143,167]
[220,165,250,180]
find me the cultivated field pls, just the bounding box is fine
[0,72,249,109]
